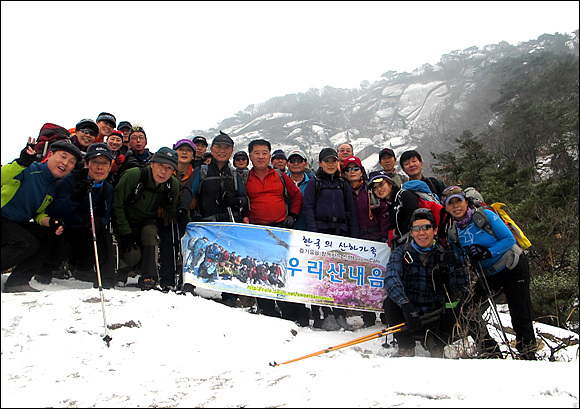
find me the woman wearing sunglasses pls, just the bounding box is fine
[442,186,537,359]
[71,118,99,156]
[384,208,469,357]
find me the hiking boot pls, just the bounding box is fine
[141,278,157,291]
[93,280,115,290]
[74,269,95,283]
[3,284,41,293]
[161,285,175,293]
[392,346,415,357]
[53,268,72,279]
[182,283,197,295]
[336,315,354,331]
[116,281,126,288]
[312,317,323,329]
[322,315,341,331]
[424,336,445,358]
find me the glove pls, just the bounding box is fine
[443,250,464,270]
[115,154,125,166]
[401,302,422,333]
[48,217,65,233]
[468,244,492,260]
[120,233,139,253]
[282,213,296,228]
[16,143,37,167]
[71,178,94,201]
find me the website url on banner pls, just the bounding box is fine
[247,285,333,302]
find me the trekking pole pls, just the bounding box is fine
[464,247,515,359]
[269,307,444,367]
[171,219,182,290]
[88,187,113,348]
[270,323,405,367]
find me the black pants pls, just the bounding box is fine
[1,217,40,273]
[278,300,310,326]
[484,254,536,353]
[3,219,66,287]
[383,297,456,350]
[157,218,185,288]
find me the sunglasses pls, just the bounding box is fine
[79,128,97,137]
[410,224,434,232]
[442,186,464,198]
[344,166,361,173]
[288,157,305,164]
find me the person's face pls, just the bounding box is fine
[380,155,397,173]
[194,143,207,159]
[87,157,112,182]
[150,162,174,184]
[410,218,437,248]
[319,157,339,175]
[445,197,469,221]
[337,144,353,161]
[287,155,307,174]
[402,156,423,179]
[210,143,233,165]
[176,146,195,165]
[129,132,147,153]
[76,129,96,147]
[106,134,123,152]
[97,120,114,137]
[343,164,362,184]
[234,157,248,169]
[120,128,131,145]
[46,150,78,179]
[371,179,393,199]
[249,144,271,171]
[271,157,287,170]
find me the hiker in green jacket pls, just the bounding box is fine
[112,147,179,290]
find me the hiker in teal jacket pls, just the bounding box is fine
[112,147,179,289]
[2,139,82,292]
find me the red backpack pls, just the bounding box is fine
[34,123,71,161]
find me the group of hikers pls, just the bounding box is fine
[1,112,537,359]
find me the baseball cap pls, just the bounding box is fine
[212,131,234,147]
[96,112,116,128]
[368,170,396,186]
[192,136,208,146]
[442,186,466,206]
[319,148,339,162]
[287,149,307,161]
[85,143,113,161]
[75,119,99,136]
[117,121,132,130]
[379,148,396,159]
[173,138,196,151]
[342,156,363,170]
[233,151,249,160]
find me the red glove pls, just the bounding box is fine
[115,154,125,166]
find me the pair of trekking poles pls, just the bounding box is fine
[270,308,442,367]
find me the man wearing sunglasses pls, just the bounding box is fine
[71,118,99,156]
[383,208,469,357]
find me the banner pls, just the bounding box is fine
[182,222,390,312]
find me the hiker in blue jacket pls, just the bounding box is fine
[2,139,83,292]
[46,143,116,288]
[443,186,537,359]
[384,208,469,357]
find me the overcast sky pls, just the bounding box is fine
[1,1,578,164]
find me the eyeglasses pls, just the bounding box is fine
[410,224,434,232]
[79,128,97,137]
[442,186,463,197]
[344,166,361,173]
[130,135,146,141]
[288,157,305,164]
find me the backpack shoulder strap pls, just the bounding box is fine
[274,168,288,199]
[472,207,496,237]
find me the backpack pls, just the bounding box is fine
[125,166,174,207]
[449,187,531,250]
[34,123,72,161]
[391,180,444,247]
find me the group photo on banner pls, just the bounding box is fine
[181,223,390,312]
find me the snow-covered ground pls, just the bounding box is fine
[2,275,578,408]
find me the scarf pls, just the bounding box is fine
[455,207,473,229]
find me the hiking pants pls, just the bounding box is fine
[1,217,40,273]
[118,221,159,282]
[485,254,536,353]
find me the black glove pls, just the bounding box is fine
[282,213,297,228]
[120,233,139,253]
[48,217,65,233]
[468,244,492,260]
[443,250,464,270]
[401,302,422,332]
[16,143,37,167]
[71,178,95,201]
